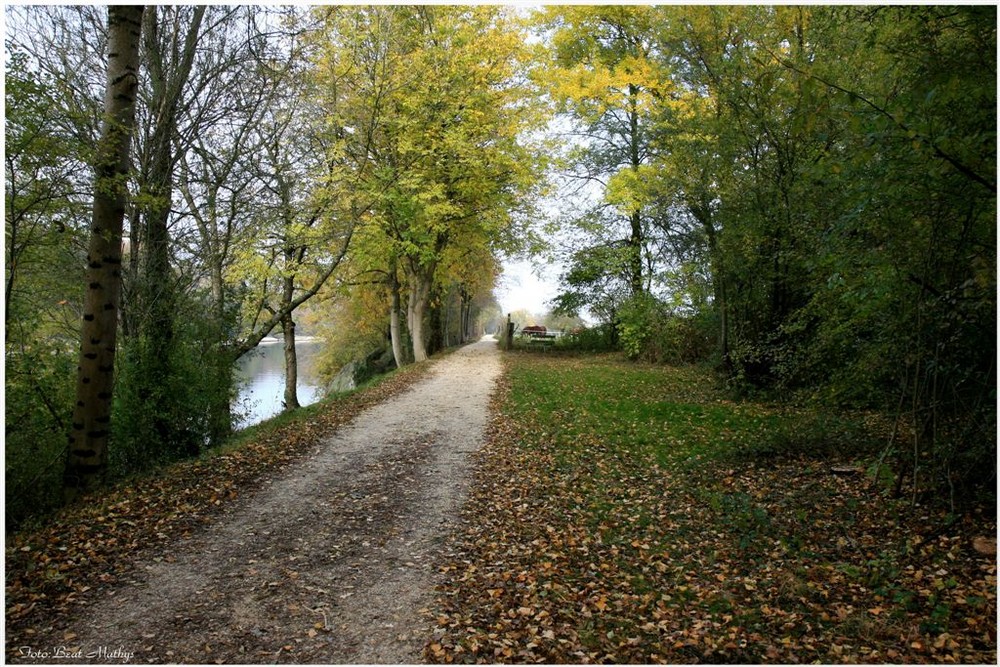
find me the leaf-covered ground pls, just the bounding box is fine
[5,363,430,658]
[425,353,997,664]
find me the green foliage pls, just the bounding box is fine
[551,240,632,326]
[552,325,617,353]
[112,292,237,475]
[606,292,716,364]
[4,340,77,530]
[311,295,392,385]
[5,46,89,338]
[616,293,659,360]
[659,313,717,365]
[539,5,995,501]
[4,40,93,529]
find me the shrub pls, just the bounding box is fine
[112,295,235,475]
[554,324,617,352]
[4,339,76,530]
[618,293,717,364]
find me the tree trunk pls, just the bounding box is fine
[208,354,233,445]
[628,208,643,297]
[430,287,444,353]
[442,289,451,349]
[461,287,474,343]
[5,218,18,336]
[122,208,141,339]
[408,270,433,362]
[65,5,144,499]
[130,5,206,452]
[409,296,427,362]
[389,306,405,367]
[716,274,730,371]
[693,196,730,372]
[627,86,644,297]
[464,294,474,341]
[137,118,176,375]
[457,289,466,344]
[281,273,300,411]
[388,259,406,368]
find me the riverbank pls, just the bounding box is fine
[426,352,996,664]
[234,338,326,428]
[256,335,324,345]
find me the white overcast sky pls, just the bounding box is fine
[496,258,561,317]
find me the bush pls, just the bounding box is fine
[553,324,617,352]
[112,296,235,475]
[4,339,76,530]
[617,293,661,361]
[617,293,717,364]
[660,312,718,364]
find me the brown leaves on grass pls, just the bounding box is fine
[4,365,429,657]
[425,355,996,664]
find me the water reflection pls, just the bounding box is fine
[234,340,325,429]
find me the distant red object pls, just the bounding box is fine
[521,325,548,338]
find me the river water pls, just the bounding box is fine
[233,339,325,429]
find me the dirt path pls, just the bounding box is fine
[19,337,501,665]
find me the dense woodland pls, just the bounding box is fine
[5,5,995,530]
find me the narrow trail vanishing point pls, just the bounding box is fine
[20,337,502,664]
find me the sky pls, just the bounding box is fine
[495,258,561,318]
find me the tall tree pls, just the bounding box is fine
[122,5,206,453]
[536,6,668,300]
[311,5,546,363]
[64,5,144,497]
[171,7,297,437]
[176,8,351,422]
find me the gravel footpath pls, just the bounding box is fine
[18,337,501,664]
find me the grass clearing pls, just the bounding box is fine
[427,352,996,664]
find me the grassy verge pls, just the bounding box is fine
[427,352,996,664]
[5,360,430,653]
